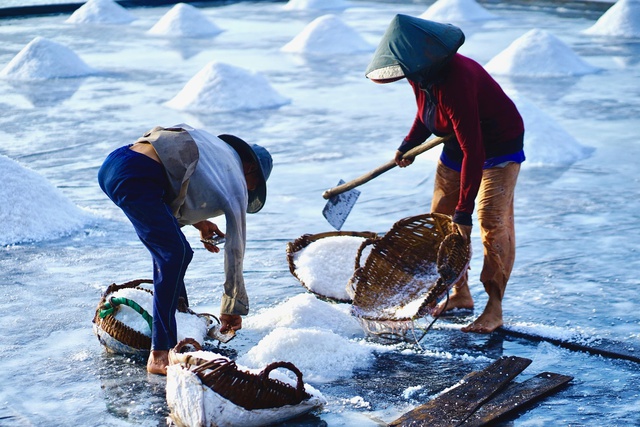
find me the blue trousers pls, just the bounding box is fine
[98,145,193,351]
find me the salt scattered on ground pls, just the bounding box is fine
[238,327,377,383]
[147,3,223,38]
[164,61,290,113]
[509,92,595,167]
[0,37,97,81]
[281,14,374,55]
[244,293,363,336]
[485,29,600,77]
[419,0,498,22]
[65,0,137,25]
[283,0,349,11]
[0,154,92,245]
[291,235,372,301]
[583,0,640,38]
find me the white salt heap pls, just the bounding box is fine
[0,37,97,81]
[509,92,594,167]
[281,14,374,55]
[165,61,290,113]
[244,293,363,337]
[419,0,498,22]
[583,0,640,38]
[66,0,137,25]
[239,327,377,383]
[292,235,372,301]
[283,0,349,11]
[0,154,92,245]
[485,29,599,77]
[148,3,223,38]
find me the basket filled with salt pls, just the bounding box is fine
[92,279,213,356]
[167,338,326,427]
[286,230,379,303]
[349,213,471,338]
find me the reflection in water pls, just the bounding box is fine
[7,77,84,107]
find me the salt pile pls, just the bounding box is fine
[238,327,377,383]
[0,154,92,245]
[583,0,640,38]
[419,0,498,22]
[281,14,374,55]
[165,61,290,113]
[244,293,363,337]
[283,0,349,11]
[485,29,599,77]
[0,37,97,81]
[291,235,372,300]
[148,3,223,38]
[66,0,137,25]
[510,93,594,167]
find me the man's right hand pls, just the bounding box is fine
[395,150,414,168]
[219,314,242,334]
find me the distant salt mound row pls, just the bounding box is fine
[0,154,92,245]
[284,0,349,11]
[66,0,136,25]
[281,14,374,55]
[583,0,640,38]
[148,3,223,38]
[510,93,594,168]
[419,0,498,22]
[0,37,97,81]
[485,29,599,77]
[165,61,291,113]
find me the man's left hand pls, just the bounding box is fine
[219,314,242,334]
[193,220,224,253]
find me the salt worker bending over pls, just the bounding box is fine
[98,124,272,374]
[365,15,525,333]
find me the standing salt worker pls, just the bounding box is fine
[98,124,272,374]
[365,15,525,333]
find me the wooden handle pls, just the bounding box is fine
[322,136,448,200]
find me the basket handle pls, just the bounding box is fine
[173,337,202,353]
[353,237,378,270]
[260,361,306,400]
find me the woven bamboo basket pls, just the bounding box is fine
[350,213,471,335]
[286,230,379,303]
[92,279,154,356]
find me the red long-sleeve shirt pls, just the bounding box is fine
[400,54,524,217]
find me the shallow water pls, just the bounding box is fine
[1,0,639,426]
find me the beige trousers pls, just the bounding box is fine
[431,161,520,300]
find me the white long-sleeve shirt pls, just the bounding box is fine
[136,124,249,316]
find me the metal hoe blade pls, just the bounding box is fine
[322,179,361,230]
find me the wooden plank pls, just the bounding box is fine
[458,372,574,427]
[498,325,640,364]
[388,356,532,427]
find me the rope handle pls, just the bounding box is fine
[99,297,153,332]
[260,361,306,400]
[174,337,203,353]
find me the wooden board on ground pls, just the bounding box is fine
[498,325,640,364]
[458,372,574,427]
[388,356,532,427]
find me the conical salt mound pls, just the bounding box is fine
[284,0,349,11]
[583,0,640,38]
[484,29,599,77]
[281,14,374,55]
[165,62,291,113]
[148,3,223,38]
[508,92,594,168]
[0,154,91,245]
[66,0,136,24]
[0,37,97,81]
[419,0,498,22]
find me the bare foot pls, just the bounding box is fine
[147,350,169,375]
[432,284,474,316]
[461,299,503,334]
